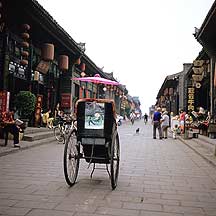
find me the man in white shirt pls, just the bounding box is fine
[161,111,170,139]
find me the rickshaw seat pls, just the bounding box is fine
[75,98,117,163]
[76,98,116,141]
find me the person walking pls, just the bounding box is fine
[144,113,148,124]
[161,111,170,139]
[179,110,186,134]
[130,111,135,125]
[152,107,162,139]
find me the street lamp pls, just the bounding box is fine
[77,42,86,53]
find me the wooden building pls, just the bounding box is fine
[0,0,124,124]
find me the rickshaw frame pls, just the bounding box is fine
[63,98,120,190]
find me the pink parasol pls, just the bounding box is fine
[72,74,120,86]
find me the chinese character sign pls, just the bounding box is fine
[187,87,195,111]
[0,91,10,113]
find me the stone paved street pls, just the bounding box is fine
[0,120,216,216]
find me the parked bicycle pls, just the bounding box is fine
[54,115,76,144]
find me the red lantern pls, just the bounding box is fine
[22,24,30,31]
[21,33,30,39]
[21,51,29,57]
[20,59,28,65]
[42,43,54,61]
[59,55,69,71]
[21,41,29,48]
[80,63,85,71]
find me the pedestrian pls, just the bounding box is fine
[152,107,162,139]
[42,109,54,129]
[144,113,148,124]
[172,124,179,139]
[161,111,170,139]
[54,102,61,120]
[130,111,135,125]
[2,110,21,147]
[179,110,186,133]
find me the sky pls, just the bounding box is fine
[37,0,214,113]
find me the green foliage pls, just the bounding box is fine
[15,91,36,119]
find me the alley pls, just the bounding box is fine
[0,120,216,216]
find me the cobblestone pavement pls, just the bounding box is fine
[0,120,216,216]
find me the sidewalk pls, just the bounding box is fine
[0,127,56,157]
[178,133,216,167]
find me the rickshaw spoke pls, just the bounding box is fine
[63,130,79,186]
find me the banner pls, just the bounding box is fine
[0,91,10,113]
[61,93,71,108]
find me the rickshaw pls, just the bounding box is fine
[63,98,120,190]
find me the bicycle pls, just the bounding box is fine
[54,116,75,144]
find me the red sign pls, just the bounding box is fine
[61,93,71,108]
[0,91,10,113]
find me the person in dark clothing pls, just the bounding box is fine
[2,111,21,147]
[144,113,148,124]
[152,107,162,139]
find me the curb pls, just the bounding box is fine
[0,136,57,157]
[178,136,216,167]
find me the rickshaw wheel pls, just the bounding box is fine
[63,130,80,186]
[110,130,120,190]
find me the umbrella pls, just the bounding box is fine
[72,74,120,86]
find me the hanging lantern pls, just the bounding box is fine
[59,55,69,71]
[21,32,30,39]
[75,57,81,65]
[21,41,29,48]
[81,72,86,77]
[21,50,29,57]
[22,24,30,31]
[42,43,54,61]
[20,59,28,65]
[80,63,85,71]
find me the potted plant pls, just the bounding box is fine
[14,91,36,127]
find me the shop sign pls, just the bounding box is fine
[187,87,195,111]
[193,60,205,67]
[61,93,71,108]
[0,90,10,113]
[192,60,206,83]
[9,62,27,80]
[192,74,204,82]
[36,60,50,74]
[192,66,204,74]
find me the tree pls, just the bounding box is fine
[14,91,36,120]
